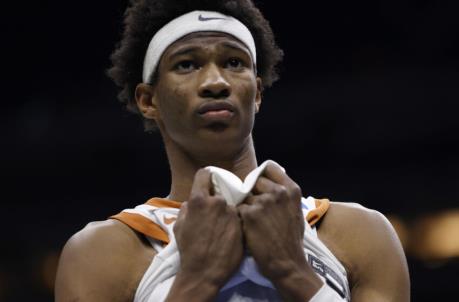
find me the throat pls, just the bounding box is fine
[165,135,258,202]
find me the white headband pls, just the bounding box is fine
[142,10,257,83]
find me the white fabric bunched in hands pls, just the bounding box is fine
[205,160,284,206]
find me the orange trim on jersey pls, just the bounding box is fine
[111,197,329,244]
[145,197,182,209]
[306,198,330,226]
[110,212,170,244]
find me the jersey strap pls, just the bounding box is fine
[110,198,181,244]
[306,198,330,226]
[110,197,330,243]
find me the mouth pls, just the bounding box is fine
[197,101,235,121]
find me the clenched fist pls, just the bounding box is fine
[237,163,323,301]
[167,169,244,301]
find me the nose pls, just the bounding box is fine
[198,64,231,99]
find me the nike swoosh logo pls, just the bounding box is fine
[198,15,227,21]
[163,216,177,225]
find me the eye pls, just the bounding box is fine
[175,60,197,73]
[226,58,244,70]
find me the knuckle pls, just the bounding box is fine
[244,195,255,204]
[238,204,250,217]
[289,183,302,199]
[212,195,226,205]
[189,191,206,203]
[266,162,277,173]
[241,205,261,220]
[211,196,227,211]
[274,185,288,198]
[241,210,254,221]
[173,219,181,233]
[259,195,273,205]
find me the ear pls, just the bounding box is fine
[255,77,263,113]
[135,83,159,120]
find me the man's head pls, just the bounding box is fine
[135,30,261,160]
[108,0,283,132]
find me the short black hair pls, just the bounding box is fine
[108,0,283,131]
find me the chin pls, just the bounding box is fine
[193,127,251,156]
[205,122,231,133]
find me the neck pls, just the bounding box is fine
[163,135,258,202]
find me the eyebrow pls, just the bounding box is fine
[220,41,250,55]
[168,46,201,60]
[221,41,253,66]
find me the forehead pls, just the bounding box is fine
[162,31,251,58]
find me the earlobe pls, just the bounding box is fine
[255,77,263,113]
[135,83,159,120]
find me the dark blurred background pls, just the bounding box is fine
[2,0,459,301]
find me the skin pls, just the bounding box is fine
[55,32,410,301]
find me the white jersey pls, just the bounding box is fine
[112,196,351,301]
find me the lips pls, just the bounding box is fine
[197,101,235,115]
[196,101,235,123]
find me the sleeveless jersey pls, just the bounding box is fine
[111,197,350,301]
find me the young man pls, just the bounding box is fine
[55,0,410,301]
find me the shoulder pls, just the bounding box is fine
[321,201,394,237]
[318,202,410,302]
[318,202,392,272]
[55,219,155,302]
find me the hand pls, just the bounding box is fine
[237,163,322,300]
[173,169,244,291]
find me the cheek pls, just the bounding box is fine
[173,86,188,116]
[156,82,193,131]
[236,78,258,112]
[232,78,258,135]
[157,83,187,115]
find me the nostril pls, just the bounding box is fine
[201,88,230,99]
[201,89,213,98]
[219,89,230,98]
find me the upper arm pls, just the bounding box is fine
[347,208,410,302]
[55,220,154,302]
[319,203,410,302]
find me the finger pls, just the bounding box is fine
[263,162,293,187]
[252,176,281,195]
[189,169,212,201]
[237,203,250,216]
[242,195,257,205]
[237,202,263,222]
[226,203,239,215]
[263,163,302,199]
[208,194,228,212]
[174,202,188,232]
[176,201,188,219]
[241,193,271,206]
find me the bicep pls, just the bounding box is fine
[350,211,410,302]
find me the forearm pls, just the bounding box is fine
[165,271,220,302]
[272,267,324,302]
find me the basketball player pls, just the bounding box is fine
[55,0,410,301]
